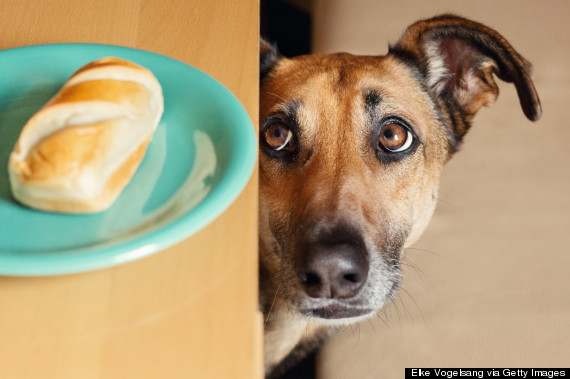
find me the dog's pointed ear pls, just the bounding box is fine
[390,14,542,139]
[260,38,280,82]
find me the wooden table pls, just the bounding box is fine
[0,1,261,378]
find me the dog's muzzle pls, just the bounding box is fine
[295,225,373,320]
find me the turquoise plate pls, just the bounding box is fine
[0,44,256,276]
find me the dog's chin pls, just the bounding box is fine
[299,303,376,326]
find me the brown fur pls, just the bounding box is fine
[259,14,541,376]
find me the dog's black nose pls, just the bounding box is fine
[296,237,369,299]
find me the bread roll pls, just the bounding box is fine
[8,57,164,214]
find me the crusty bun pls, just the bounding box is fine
[8,57,164,213]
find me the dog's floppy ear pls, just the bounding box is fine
[260,38,280,81]
[390,14,542,142]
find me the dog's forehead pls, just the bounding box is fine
[266,53,422,95]
[261,53,437,142]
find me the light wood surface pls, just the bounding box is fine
[0,1,261,378]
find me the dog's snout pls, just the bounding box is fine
[296,234,369,299]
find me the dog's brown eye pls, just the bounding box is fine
[265,122,294,151]
[378,123,413,152]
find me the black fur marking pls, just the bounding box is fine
[364,90,382,114]
[266,330,329,379]
[388,45,427,79]
[283,100,301,125]
[261,39,280,82]
[274,350,317,379]
[438,90,470,151]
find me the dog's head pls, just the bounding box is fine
[259,15,541,325]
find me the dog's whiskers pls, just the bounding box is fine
[366,317,377,333]
[400,256,428,281]
[395,292,412,320]
[434,196,455,207]
[348,323,362,346]
[264,281,282,326]
[379,309,391,327]
[390,295,404,334]
[404,246,442,258]
[374,308,391,329]
[264,91,286,103]
[399,286,426,324]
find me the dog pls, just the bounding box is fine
[259,14,541,377]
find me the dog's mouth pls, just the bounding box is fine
[301,303,374,320]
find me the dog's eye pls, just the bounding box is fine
[378,123,413,152]
[265,122,294,151]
